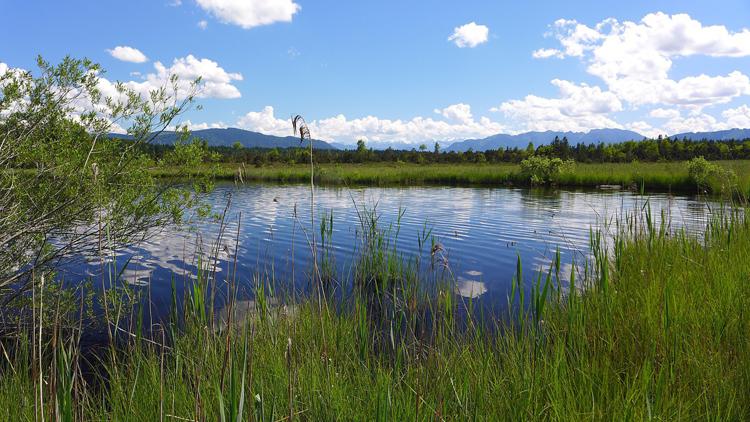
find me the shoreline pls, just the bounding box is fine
[150,160,750,195]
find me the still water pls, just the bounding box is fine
[60,183,716,317]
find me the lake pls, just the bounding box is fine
[59,183,716,318]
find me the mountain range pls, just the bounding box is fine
[114,128,336,150]
[670,129,750,141]
[112,127,750,151]
[445,129,646,152]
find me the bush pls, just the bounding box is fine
[519,156,575,185]
[686,157,736,194]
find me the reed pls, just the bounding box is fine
[152,160,750,196]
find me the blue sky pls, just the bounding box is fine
[2,0,750,143]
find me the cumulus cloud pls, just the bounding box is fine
[661,112,724,135]
[2,57,242,136]
[534,18,604,58]
[625,121,660,138]
[649,108,681,119]
[235,104,505,144]
[448,22,489,48]
[312,114,504,143]
[535,13,750,108]
[722,105,750,129]
[99,54,243,100]
[197,20,208,30]
[434,103,473,124]
[107,46,148,63]
[236,106,291,136]
[195,0,300,29]
[492,79,623,132]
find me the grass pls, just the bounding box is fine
[1,202,749,420]
[153,160,750,195]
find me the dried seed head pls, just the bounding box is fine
[431,242,444,256]
[291,115,311,144]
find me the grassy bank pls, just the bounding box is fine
[1,206,749,420]
[154,160,750,194]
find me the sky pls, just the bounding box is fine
[1,0,750,144]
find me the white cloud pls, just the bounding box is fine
[448,22,489,48]
[542,18,605,58]
[236,106,291,136]
[536,13,750,108]
[111,54,243,100]
[2,57,240,133]
[434,103,473,124]
[493,79,622,132]
[184,120,228,130]
[607,71,750,108]
[108,122,128,134]
[722,105,750,128]
[196,0,300,29]
[312,114,504,144]
[107,46,148,63]
[649,108,681,119]
[625,121,660,138]
[661,113,725,135]
[235,104,505,144]
[197,20,208,30]
[532,48,563,59]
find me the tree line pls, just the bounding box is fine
[135,135,750,166]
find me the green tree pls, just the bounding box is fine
[520,156,575,185]
[0,56,205,291]
[268,147,281,162]
[356,139,367,153]
[355,139,369,163]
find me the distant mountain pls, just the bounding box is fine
[671,128,750,141]
[113,127,337,150]
[446,129,645,152]
[111,126,750,154]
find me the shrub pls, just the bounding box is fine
[687,157,736,194]
[519,156,575,185]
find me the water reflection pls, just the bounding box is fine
[455,278,488,299]
[58,183,717,318]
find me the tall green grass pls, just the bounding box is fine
[153,160,750,195]
[1,205,749,420]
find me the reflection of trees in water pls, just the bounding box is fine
[685,200,711,222]
[518,187,564,212]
